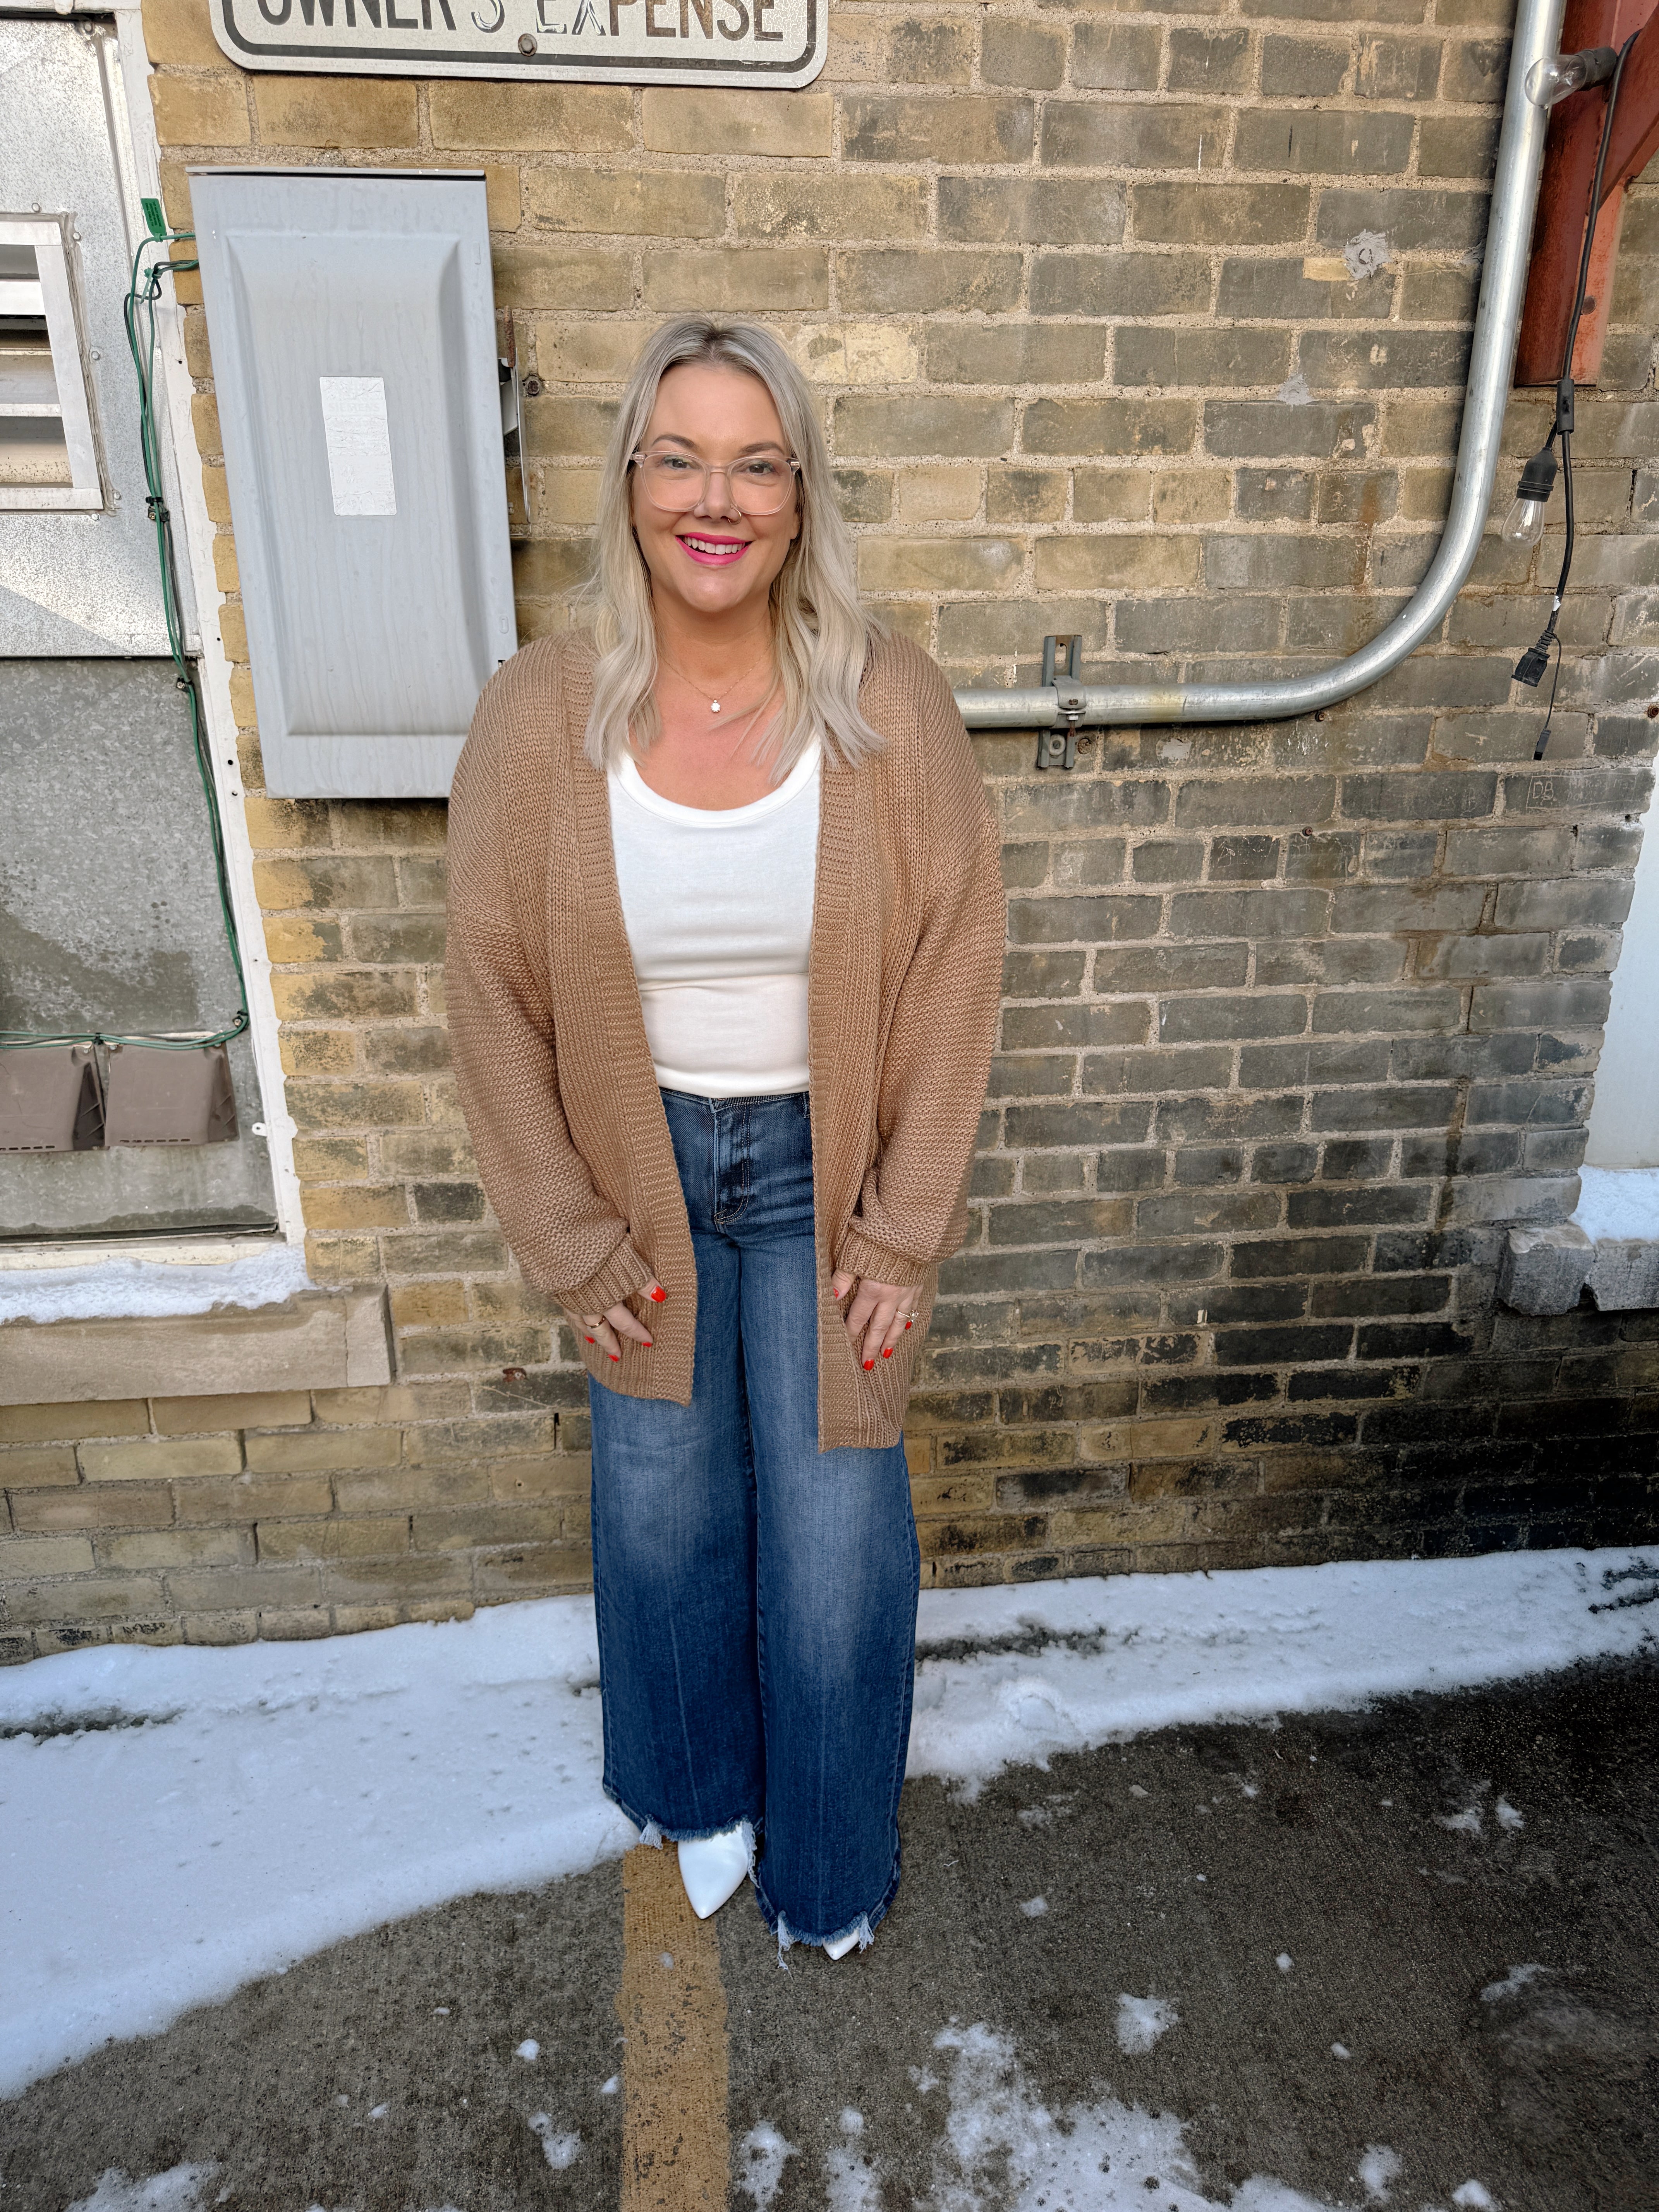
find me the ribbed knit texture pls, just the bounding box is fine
[445,627,1005,1451]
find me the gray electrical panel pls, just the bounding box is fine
[190,168,517,798]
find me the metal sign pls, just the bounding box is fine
[211,0,824,88]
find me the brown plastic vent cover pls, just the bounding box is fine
[102,1043,238,1147]
[0,1044,105,1152]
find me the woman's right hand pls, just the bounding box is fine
[581,1279,666,1363]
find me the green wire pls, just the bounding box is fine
[1,234,250,1056]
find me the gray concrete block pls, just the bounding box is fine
[1498,1224,1593,1315]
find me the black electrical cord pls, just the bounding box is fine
[1,233,250,1055]
[1517,31,1637,760]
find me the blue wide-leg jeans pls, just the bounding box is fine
[588,1087,920,1950]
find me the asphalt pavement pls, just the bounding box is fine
[2,1656,1653,2212]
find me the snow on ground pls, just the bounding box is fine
[1572,1164,1659,1243]
[735,2121,799,2209]
[923,2020,1348,2212]
[905,1546,1656,1796]
[1115,1996,1178,2055]
[0,1547,1653,2099]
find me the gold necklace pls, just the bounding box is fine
[658,641,774,718]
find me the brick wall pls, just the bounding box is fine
[4,0,1658,1659]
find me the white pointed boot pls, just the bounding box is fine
[677,1823,752,1920]
[823,1928,861,1961]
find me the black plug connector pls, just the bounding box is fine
[1513,640,1552,687]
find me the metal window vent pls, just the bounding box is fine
[0,1043,104,1152]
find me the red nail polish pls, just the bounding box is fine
[649,1286,667,1303]
[585,1336,595,1344]
[883,1346,893,1358]
[642,1340,653,1349]
[610,1352,620,1362]
[904,1319,912,1330]
[863,1358,875,1370]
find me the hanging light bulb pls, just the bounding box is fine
[1503,441,1558,546]
[1503,498,1547,548]
[1525,46,1619,107]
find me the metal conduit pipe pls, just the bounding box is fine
[952,0,1568,734]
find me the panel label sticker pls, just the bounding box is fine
[319,377,397,519]
[212,0,823,88]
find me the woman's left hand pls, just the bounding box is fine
[831,1270,921,1371]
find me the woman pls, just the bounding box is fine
[447,318,1003,1962]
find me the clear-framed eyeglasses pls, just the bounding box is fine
[630,447,801,517]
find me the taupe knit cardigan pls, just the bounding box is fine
[445,627,1005,1450]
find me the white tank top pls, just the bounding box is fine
[607,741,820,1099]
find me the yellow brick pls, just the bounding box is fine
[241,793,326,850]
[201,465,232,526]
[215,600,247,665]
[301,1184,411,1233]
[213,531,240,592]
[175,1472,333,1522]
[391,1281,470,1328]
[152,1393,312,1436]
[0,1534,97,1577]
[533,467,602,527]
[184,305,213,379]
[496,246,633,313]
[536,321,658,384]
[98,1529,250,1571]
[142,0,227,66]
[783,320,917,386]
[897,464,981,523]
[484,162,522,232]
[730,173,926,241]
[313,1384,470,1425]
[191,390,221,461]
[429,82,633,152]
[0,1401,149,1444]
[487,1454,591,1503]
[150,73,250,148]
[0,1446,79,1487]
[81,1437,242,1483]
[306,1233,380,1285]
[229,664,257,728]
[158,162,195,232]
[293,1136,372,1180]
[523,166,724,238]
[13,1485,171,1535]
[282,1030,358,1079]
[253,77,419,149]
[641,88,833,158]
[256,1514,409,1563]
[261,915,336,963]
[1152,470,1230,527]
[1080,1419,1217,1461]
[243,1427,402,1475]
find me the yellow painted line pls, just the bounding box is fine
[616,1843,731,2209]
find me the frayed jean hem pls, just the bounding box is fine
[605,1780,759,1852]
[752,1845,901,1963]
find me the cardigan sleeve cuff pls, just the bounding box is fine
[833,1224,927,1289]
[563,1239,657,1317]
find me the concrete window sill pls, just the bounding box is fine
[1499,1168,1659,1316]
[0,1286,393,1405]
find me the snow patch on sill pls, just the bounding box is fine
[0,1244,311,1325]
[1571,1164,1659,1245]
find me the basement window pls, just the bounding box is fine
[0,217,103,512]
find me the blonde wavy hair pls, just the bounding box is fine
[579,318,883,780]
